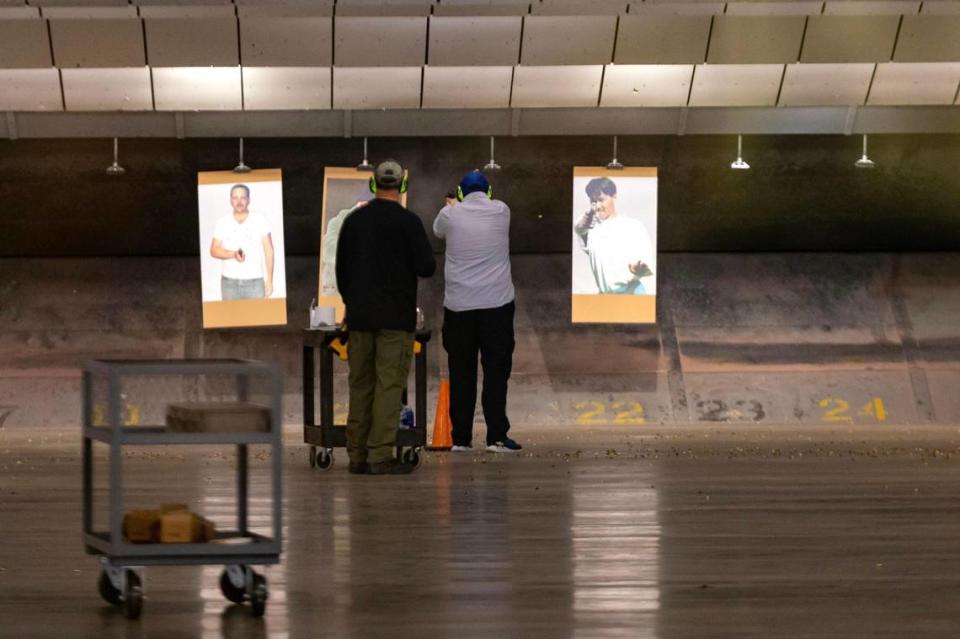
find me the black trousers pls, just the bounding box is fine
[442,301,515,446]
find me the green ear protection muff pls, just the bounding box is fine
[369,173,409,195]
[456,185,493,202]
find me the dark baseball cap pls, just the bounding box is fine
[374,159,404,188]
[459,170,490,196]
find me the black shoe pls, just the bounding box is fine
[486,437,522,453]
[348,461,369,475]
[367,459,414,475]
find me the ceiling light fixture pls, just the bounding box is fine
[483,136,501,172]
[233,138,252,173]
[607,135,624,170]
[357,137,373,171]
[855,133,875,169]
[730,134,750,170]
[105,137,125,176]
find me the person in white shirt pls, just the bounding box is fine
[574,177,655,295]
[433,171,521,453]
[209,184,275,300]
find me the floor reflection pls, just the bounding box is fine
[6,432,959,638]
[571,467,660,638]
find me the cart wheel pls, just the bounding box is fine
[402,448,422,469]
[308,445,317,468]
[250,573,268,617]
[219,569,246,604]
[315,449,333,470]
[98,570,121,606]
[123,570,143,620]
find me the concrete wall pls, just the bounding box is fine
[1,252,958,430]
[2,134,960,257]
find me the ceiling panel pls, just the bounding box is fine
[237,0,328,5]
[615,16,711,64]
[0,8,40,18]
[893,16,960,62]
[627,2,725,16]
[688,64,783,106]
[521,16,616,65]
[868,62,960,104]
[428,16,521,66]
[823,1,920,15]
[236,0,333,12]
[335,17,426,66]
[779,63,874,105]
[50,19,145,67]
[432,0,529,16]
[137,0,232,6]
[332,66,421,109]
[240,17,332,66]
[422,66,512,108]
[600,64,693,107]
[237,5,333,17]
[42,7,137,18]
[335,0,432,16]
[920,2,960,14]
[725,1,823,16]
[61,67,152,110]
[707,16,805,64]
[0,69,62,110]
[511,65,602,107]
[0,19,52,67]
[243,67,331,110]
[152,67,242,111]
[801,16,899,62]
[139,6,234,18]
[28,0,127,5]
[146,18,239,66]
[532,0,627,15]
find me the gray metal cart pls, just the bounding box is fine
[82,359,282,619]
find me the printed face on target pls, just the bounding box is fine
[231,185,250,216]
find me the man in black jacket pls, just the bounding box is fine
[335,160,436,475]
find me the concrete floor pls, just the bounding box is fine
[2,424,960,638]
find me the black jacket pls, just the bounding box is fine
[335,198,436,332]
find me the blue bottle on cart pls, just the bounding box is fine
[399,406,414,429]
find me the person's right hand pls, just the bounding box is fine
[234,248,246,262]
[575,209,596,232]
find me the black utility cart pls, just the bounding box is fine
[302,327,431,470]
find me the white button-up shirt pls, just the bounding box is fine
[433,191,515,312]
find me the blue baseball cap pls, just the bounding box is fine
[459,170,490,196]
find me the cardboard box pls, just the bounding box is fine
[159,510,217,543]
[123,510,160,543]
[166,402,270,433]
[202,517,217,543]
[160,503,188,514]
[160,510,203,543]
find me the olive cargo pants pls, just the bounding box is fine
[346,329,414,465]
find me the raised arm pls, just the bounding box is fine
[433,205,451,239]
[573,208,596,252]
[335,218,354,302]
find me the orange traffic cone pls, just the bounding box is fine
[426,379,452,451]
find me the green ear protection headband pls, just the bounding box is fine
[369,173,409,195]
[456,185,494,202]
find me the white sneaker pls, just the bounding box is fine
[451,445,473,452]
